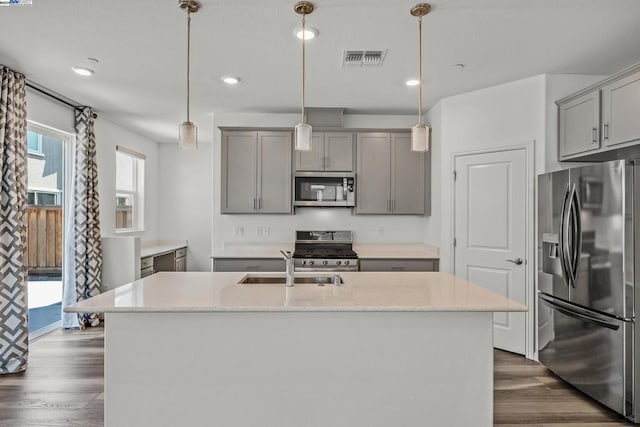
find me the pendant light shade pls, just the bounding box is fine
[411,124,429,152]
[410,3,431,152]
[295,123,312,151]
[179,121,197,150]
[294,1,314,151]
[178,0,200,150]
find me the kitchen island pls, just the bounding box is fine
[67,271,525,427]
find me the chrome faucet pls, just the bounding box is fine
[281,250,294,287]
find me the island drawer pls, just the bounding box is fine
[359,259,439,272]
[212,258,286,272]
[141,256,154,269]
[175,248,187,258]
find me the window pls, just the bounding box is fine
[27,130,44,155]
[115,146,145,232]
[28,189,61,206]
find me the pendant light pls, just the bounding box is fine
[294,1,314,151]
[410,3,431,152]
[178,0,200,150]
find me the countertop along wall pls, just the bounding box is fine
[210,113,431,256]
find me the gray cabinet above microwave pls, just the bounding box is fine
[295,132,354,172]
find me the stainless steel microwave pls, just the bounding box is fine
[294,172,355,207]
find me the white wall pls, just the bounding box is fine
[424,103,442,247]
[430,75,547,272]
[95,117,160,241]
[157,142,213,272]
[425,73,606,273]
[26,89,162,242]
[210,113,431,254]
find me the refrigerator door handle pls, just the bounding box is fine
[539,293,621,331]
[568,184,582,287]
[559,184,572,287]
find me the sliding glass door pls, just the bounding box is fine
[26,123,70,339]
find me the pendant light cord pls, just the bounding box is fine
[186,10,191,123]
[301,14,306,123]
[418,15,423,126]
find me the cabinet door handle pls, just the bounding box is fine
[592,127,597,143]
[253,198,256,210]
[258,198,262,209]
[604,123,609,140]
[392,200,395,211]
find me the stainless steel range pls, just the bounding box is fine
[293,230,359,272]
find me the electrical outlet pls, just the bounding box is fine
[233,226,245,237]
[264,226,270,237]
[257,226,263,236]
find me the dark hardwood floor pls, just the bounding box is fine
[0,328,635,426]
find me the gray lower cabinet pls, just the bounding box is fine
[212,258,285,272]
[558,90,601,159]
[221,130,292,214]
[140,247,187,276]
[602,70,640,148]
[356,132,427,215]
[296,132,353,172]
[141,256,154,278]
[359,259,439,272]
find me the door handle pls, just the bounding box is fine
[506,258,523,265]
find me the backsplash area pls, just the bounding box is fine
[212,208,428,249]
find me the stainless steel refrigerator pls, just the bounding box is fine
[538,159,639,422]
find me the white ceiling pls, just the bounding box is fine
[1,0,640,143]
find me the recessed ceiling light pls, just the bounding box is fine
[293,27,318,40]
[221,76,241,85]
[405,79,420,87]
[72,66,95,77]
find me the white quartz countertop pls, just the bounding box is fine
[66,271,525,313]
[210,243,439,259]
[141,240,187,258]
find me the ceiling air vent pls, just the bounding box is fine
[342,50,387,68]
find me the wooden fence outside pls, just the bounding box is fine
[27,206,63,275]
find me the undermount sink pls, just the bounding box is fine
[238,274,343,285]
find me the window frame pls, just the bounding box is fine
[115,145,145,233]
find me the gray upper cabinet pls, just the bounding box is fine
[221,131,257,213]
[356,132,427,215]
[221,130,292,214]
[602,70,640,148]
[391,134,426,215]
[558,90,600,159]
[295,132,353,172]
[257,132,293,213]
[557,64,640,161]
[356,133,391,214]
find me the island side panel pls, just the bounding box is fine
[105,311,494,427]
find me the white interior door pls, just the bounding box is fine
[454,148,527,354]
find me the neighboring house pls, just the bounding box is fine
[27,130,63,206]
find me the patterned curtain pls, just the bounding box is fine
[73,108,102,328]
[0,66,28,375]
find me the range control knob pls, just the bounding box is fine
[323,260,328,265]
[336,260,342,266]
[309,260,315,266]
[344,260,350,265]
[302,260,307,266]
